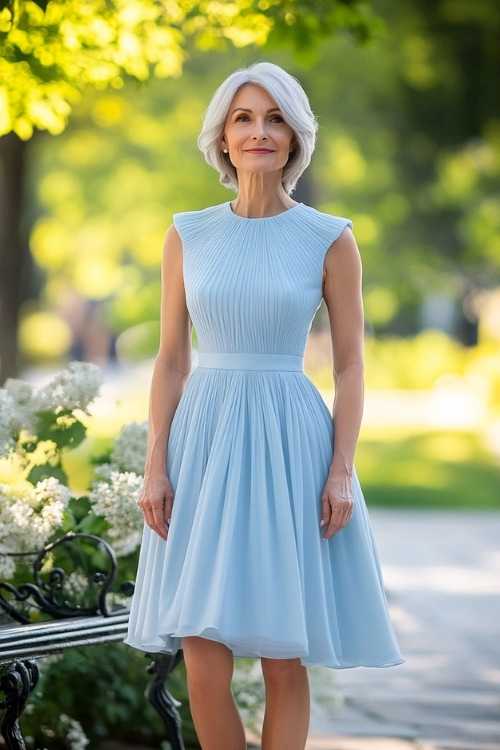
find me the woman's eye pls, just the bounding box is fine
[235,115,250,122]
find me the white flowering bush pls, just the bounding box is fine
[57,714,90,750]
[106,420,148,476]
[0,364,181,750]
[0,362,148,585]
[0,478,71,577]
[89,471,143,556]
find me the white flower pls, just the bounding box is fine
[91,462,113,483]
[0,478,71,575]
[0,555,16,580]
[32,476,71,509]
[108,420,148,475]
[3,378,36,434]
[89,471,143,556]
[0,492,47,557]
[36,361,104,414]
[57,715,89,750]
[62,572,89,600]
[0,389,16,456]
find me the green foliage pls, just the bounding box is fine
[21,644,201,749]
[0,0,377,139]
[15,407,89,484]
[296,0,500,332]
[357,427,500,509]
[26,460,67,484]
[364,330,466,390]
[34,410,87,449]
[19,0,500,366]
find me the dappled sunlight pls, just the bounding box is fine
[30,218,74,269]
[19,309,72,360]
[37,170,84,213]
[401,35,439,89]
[361,382,487,430]
[418,433,475,462]
[378,191,411,224]
[326,135,366,185]
[349,212,380,245]
[58,128,117,167]
[363,286,399,327]
[73,254,120,298]
[90,94,127,127]
[377,460,450,489]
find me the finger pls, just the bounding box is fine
[323,502,347,539]
[323,505,342,539]
[320,496,331,530]
[142,499,169,540]
[151,517,168,540]
[325,504,354,539]
[163,493,174,524]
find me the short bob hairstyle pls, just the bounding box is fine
[198,62,318,195]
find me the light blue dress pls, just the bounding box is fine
[125,201,403,669]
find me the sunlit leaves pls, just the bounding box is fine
[1,0,186,138]
[0,0,378,139]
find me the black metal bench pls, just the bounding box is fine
[0,532,185,750]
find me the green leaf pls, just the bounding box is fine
[68,495,92,523]
[27,462,68,485]
[79,513,109,536]
[35,410,87,450]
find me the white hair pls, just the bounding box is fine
[198,62,318,195]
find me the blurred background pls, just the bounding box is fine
[1,1,500,748]
[1,0,499,510]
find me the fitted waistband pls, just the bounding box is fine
[197,353,304,372]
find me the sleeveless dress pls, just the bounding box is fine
[125,201,403,669]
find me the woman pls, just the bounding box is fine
[126,62,403,750]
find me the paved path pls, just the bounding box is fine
[305,510,500,750]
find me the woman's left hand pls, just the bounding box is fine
[320,473,354,540]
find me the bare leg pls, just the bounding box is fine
[183,636,246,750]
[260,657,310,750]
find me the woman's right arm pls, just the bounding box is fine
[138,225,191,540]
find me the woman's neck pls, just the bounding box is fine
[231,174,296,218]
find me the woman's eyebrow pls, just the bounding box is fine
[231,107,282,114]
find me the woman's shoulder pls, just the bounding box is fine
[172,203,229,243]
[300,203,352,230]
[297,204,353,246]
[173,202,228,224]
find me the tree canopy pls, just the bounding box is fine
[0,0,377,139]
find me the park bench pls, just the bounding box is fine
[0,532,185,750]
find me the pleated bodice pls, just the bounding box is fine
[176,201,352,357]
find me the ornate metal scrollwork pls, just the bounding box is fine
[0,532,135,624]
[0,659,40,750]
[146,652,185,750]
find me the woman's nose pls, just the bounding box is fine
[251,118,268,139]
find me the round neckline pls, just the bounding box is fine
[226,201,302,221]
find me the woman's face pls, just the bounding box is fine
[221,84,296,181]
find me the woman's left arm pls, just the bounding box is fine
[321,227,364,540]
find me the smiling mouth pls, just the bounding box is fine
[245,148,275,153]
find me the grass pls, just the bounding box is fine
[356,427,500,509]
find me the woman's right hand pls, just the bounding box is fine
[138,473,174,541]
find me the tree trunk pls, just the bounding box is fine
[0,132,29,383]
